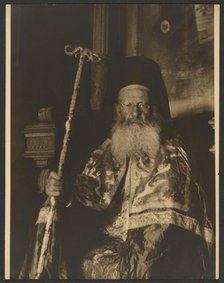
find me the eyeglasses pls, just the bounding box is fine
[121,102,150,111]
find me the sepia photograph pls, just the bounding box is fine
[5,3,219,280]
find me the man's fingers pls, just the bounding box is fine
[49,171,63,181]
[49,184,63,191]
[45,170,64,197]
[46,185,62,196]
[46,190,61,197]
[48,178,63,186]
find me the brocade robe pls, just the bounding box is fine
[74,138,213,279]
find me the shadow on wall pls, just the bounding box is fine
[141,4,214,118]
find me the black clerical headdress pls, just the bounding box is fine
[112,56,171,120]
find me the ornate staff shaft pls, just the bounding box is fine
[58,45,101,176]
[35,46,101,279]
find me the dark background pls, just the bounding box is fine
[10,4,215,279]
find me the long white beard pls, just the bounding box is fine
[110,122,161,166]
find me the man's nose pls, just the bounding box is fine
[131,106,140,118]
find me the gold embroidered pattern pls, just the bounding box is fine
[129,210,213,244]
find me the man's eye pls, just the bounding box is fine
[121,103,149,110]
[139,103,149,110]
[122,103,132,108]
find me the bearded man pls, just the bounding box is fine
[45,57,213,279]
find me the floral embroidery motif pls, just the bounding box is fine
[75,138,212,246]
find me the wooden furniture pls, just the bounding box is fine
[23,107,56,168]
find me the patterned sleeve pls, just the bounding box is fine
[74,139,126,211]
[164,137,213,248]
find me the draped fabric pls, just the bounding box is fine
[19,200,68,279]
[81,224,170,279]
[74,137,213,279]
[20,137,213,279]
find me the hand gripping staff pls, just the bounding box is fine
[34,46,101,279]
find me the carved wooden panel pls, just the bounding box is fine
[23,108,56,168]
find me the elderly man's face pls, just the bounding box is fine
[117,85,150,124]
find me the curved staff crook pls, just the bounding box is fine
[35,45,101,279]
